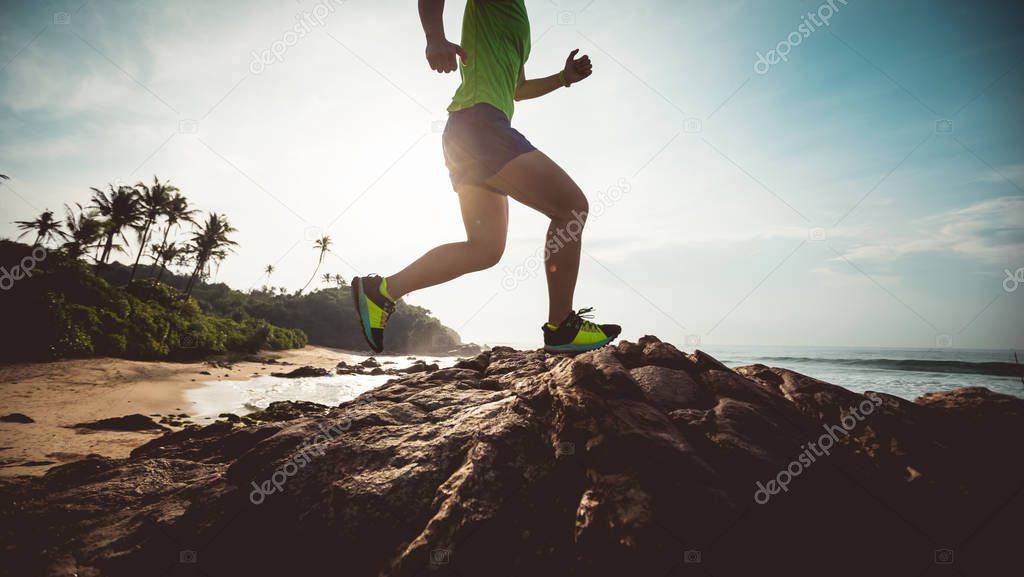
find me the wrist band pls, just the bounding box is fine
[559,70,570,88]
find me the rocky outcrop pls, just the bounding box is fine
[0,413,33,424]
[1,337,1021,576]
[270,366,332,378]
[70,414,169,432]
[337,358,441,376]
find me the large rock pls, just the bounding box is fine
[71,414,168,432]
[270,366,331,378]
[1,340,1021,576]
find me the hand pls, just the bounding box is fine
[425,37,467,73]
[563,49,592,85]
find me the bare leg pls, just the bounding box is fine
[386,186,508,299]
[485,150,588,325]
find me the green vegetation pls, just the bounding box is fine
[93,260,464,354]
[2,173,469,361]
[0,241,306,361]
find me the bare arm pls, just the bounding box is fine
[418,0,466,73]
[515,49,593,101]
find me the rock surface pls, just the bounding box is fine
[1,338,1022,576]
[70,413,169,432]
[0,413,34,424]
[270,365,332,378]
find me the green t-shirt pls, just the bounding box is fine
[447,0,531,121]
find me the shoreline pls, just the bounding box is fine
[0,345,380,477]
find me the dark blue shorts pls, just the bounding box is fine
[442,103,536,194]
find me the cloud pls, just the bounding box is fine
[976,163,1024,188]
[837,196,1024,263]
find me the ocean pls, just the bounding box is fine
[185,345,1024,421]
[700,345,1024,401]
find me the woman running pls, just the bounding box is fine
[352,0,621,353]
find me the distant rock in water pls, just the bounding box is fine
[3,338,1022,575]
[270,366,332,378]
[446,342,482,356]
[245,401,331,422]
[71,414,168,432]
[393,360,440,374]
[0,413,34,423]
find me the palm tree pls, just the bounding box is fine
[151,241,183,282]
[300,235,332,292]
[62,203,104,259]
[90,184,142,265]
[14,209,67,247]
[184,213,237,299]
[156,192,196,258]
[333,273,346,287]
[264,264,275,285]
[321,272,333,286]
[129,176,177,282]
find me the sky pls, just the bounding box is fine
[1,0,1022,350]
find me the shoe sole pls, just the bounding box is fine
[351,277,383,353]
[543,336,615,354]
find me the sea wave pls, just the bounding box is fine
[745,357,1024,378]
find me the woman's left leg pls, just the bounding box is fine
[484,150,589,325]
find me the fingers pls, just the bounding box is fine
[571,53,592,80]
[455,44,468,65]
[427,52,457,73]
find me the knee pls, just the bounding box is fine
[551,190,589,230]
[467,240,505,271]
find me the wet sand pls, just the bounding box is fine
[0,346,354,477]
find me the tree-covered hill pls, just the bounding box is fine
[0,240,306,361]
[2,173,474,361]
[96,259,470,355]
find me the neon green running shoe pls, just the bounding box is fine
[542,307,621,353]
[351,275,396,353]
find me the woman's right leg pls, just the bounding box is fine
[385,186,508,299]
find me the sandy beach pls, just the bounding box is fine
[0,346,354,477]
